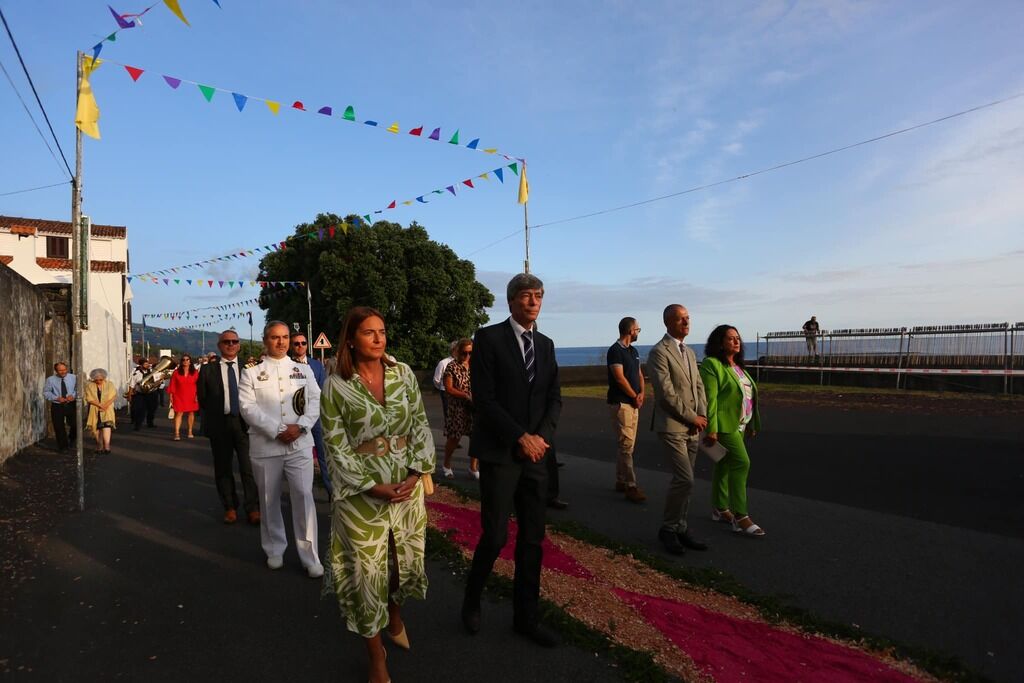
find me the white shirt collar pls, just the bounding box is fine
[509,316,534,337]
[664,332,687,346]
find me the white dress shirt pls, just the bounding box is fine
[508,316,536,362]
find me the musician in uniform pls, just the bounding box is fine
[238,320,324,577]
[128,358,159,430]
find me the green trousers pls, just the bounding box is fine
[711,431,751,516]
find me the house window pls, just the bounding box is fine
[46,236,69,259]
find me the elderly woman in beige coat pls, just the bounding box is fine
[85,368,117,454]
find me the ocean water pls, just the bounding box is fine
[556,343,764,367]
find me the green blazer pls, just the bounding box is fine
[699,356,760,435]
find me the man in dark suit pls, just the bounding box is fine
[197,329,260,525]
[462,273,562,648]
[289,332,332,497]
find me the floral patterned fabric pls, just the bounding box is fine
[320,361,435,638]
[442,360,473,439]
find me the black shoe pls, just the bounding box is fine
[513,623,559,648]
[677,530,709,551]
[546,498,569,510]
[658,528,686,555]
[461,602,481,635]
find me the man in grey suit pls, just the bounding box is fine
[646,304,710,555]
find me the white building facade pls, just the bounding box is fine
[0,215,133,406]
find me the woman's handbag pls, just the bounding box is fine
[420,473,435,496]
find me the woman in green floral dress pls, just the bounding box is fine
[321,306,435,683]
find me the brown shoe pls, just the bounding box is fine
[614,482,626,493]
[624,487,647,503]
[247,510,261,525]
[223,509,238,524]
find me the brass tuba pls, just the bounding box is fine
[139,356,177,393]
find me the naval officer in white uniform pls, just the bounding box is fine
[238,320,324,578]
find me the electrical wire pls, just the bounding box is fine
[467,91,1024,256]
[0,7,74,179]
[0,180,72,197]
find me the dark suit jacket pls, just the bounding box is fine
[197,361,248,438]
[470,318,561,464]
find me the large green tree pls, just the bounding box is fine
[258,214,494,369]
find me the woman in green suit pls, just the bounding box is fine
[699,325,765,537]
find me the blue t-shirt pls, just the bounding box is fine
[607,342,641,404]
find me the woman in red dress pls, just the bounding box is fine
[168,354,200,440]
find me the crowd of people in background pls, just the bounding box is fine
[40,274,799,683]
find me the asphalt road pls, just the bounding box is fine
[429,393,1024,682]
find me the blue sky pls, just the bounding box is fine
[2,0,1022,348]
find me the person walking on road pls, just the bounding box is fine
[197,331,260,526]
[607,317,647,503]
[700,325,765,537]
[44,362,77,453]
[441,338,476,479]
[462,273,563,648]
[289,332,332,498]
[168,354,200,440]
[803,315,820,360]
[84,368,116,455]
[432,340,458,426]
[647,304,709,556]
[320,306,436,683]
[128,358,159,430]
[237,321,323,578]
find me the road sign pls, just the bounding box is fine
[313,332,332,350]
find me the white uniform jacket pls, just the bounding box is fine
[238,355,321,458]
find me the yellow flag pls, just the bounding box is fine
[163,0,191,26]
[517,163,529,204]
[75,59,102,140]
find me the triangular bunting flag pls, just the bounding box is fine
[428,127,440,141]
[198,84,216,102]
[387,122,400,133]
[92,43,103,60]
[494,168,504,183]
[387,200,396,209]
[409,126,423,136]
[266,100,281,114]
[109,5,136,29]
[328,226,335,238]
[508,162,519,175]
[362,215,371,224]
[106,33,118,42]
[462,179,474,188]
[479,172,490,181]
[163,279,169,285]
[402,200,413,206]
[448,130,460,145]
[186,279,192,285]
[163,75,181,89]
[292,101,306,111]
[446,185,456,196]
[484,148,498,154]
[467,138,480,149]
[162,0,191,26]
[232,93,247,112]
[343,106,355,121]
[416,196,427,203]
[126,276,133,283]
[364,120,378,127]
[317,106,332,115]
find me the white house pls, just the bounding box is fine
[0,215,133,405]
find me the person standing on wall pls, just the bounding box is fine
[607,318,646,503]
[44,362,77,454]
[803,315,820,361]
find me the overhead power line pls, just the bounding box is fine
[0,7,74,179]
[467,91,1024,257]
[0,180,72,198]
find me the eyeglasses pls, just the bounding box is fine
[220,339,240,345]
[292,341,308,346]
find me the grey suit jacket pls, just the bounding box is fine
[647,334,707,435]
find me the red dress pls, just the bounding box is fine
[168,369,200,413]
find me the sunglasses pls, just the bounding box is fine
[292,341,308,346]
[220,339,240,345]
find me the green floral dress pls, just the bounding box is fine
[320,361,436,638]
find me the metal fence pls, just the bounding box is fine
[756,322,1024,393]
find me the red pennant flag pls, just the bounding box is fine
[125,65,144,82]
[462,179,475,188]
[279,241,287,250]
[387,200,396,209]
[328,226,336,238]
[409,126,423,136]
[207,280,214,287]
[292,101,306,111]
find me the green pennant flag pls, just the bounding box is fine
[508,162,519,175]
[362,215,371,225]
[343,105,355,122]
[198,84,216,102]
[174,279,180,284]
[107,32,117,42]
[448,130,460,145]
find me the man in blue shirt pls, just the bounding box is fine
[290,333,331,497]
[43,362,77,453]
[607,317,646,503]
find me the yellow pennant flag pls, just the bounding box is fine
[75,57,102,140]
[517,163,529,204]
[265,100,281,115]
[163,0,191,26]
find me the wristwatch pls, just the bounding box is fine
[298,426,308,435]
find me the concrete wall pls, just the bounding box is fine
[0,265,70,465]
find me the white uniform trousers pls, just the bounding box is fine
[250,448,319,568]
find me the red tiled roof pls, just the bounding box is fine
[0,215,126,239]
[0,255,12,265]
[35,258,126,273]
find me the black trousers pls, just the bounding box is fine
[131,393,159,428]
[546,447,560,500]
[208,416,259,512]
[465,457,548,628]
[50,402,76,450]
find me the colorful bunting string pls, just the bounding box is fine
[91,1,222,60]
[95,57,523,162]
[126,277,305,288]
[148,297,264,318]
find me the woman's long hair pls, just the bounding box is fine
[176,354,197,376]
[704,325,745,369]
[335,306,397,380]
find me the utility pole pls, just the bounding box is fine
[523,201,530,274]
[306,282,313,345]
[71,51,86,511]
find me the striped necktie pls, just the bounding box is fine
[522,330,535,383]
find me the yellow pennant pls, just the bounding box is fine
[75,59,102,140]
[483,148,498,154]
[163,0,191,26]
[517,164,529,204]
[265,100,281,115]
[387,122,400,134]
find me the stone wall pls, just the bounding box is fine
[0,265,70,466]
